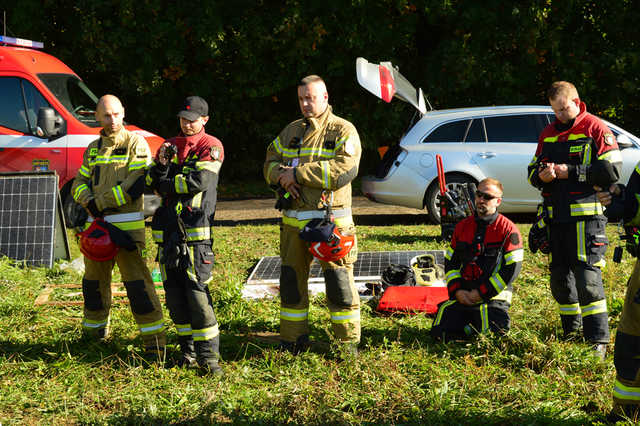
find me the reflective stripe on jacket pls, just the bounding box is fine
[445,213,523,303]
[146,129,224,245]
[263,105,361,214]
[71,127,150,242]
[527,102,621,223]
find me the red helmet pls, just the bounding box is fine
[77,219,118,261]
[308,228,355,262]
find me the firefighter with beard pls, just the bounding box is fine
[263,75,362,354]
[431,178,523,341]
[72,95,166,358]
[527,81,622,359]
[146,96,224,375]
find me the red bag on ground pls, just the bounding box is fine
[376,286,449,315]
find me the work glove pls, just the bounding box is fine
[86,199,102,218]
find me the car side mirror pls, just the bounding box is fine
[617,134,634,149]
[36,107,65,139]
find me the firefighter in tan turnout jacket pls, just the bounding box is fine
[264,75,362,353]
[72,95,165,356]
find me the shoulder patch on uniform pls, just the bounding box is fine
[211,146,221,160]
[89,147,98,156]
[345,138,356,155]
[604,133,615,145]
[510,233,520,245]
[135,145,149,156]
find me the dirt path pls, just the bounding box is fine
[214,196,426,225]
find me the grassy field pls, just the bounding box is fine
[0,218,636,424]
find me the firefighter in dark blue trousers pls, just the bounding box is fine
[527,81,621,359]
[146,96,224,375]
[431,178,523,341]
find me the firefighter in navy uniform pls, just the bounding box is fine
[431,178,523,341]
[527,81,622,358]
[597,169,640,421]
[146,96,224,375]
[263,75,362,353]
[71,95,166,357]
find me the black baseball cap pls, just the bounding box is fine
[177,96,208,121]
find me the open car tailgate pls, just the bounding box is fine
[356,57,427,115]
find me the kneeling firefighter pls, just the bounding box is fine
[431,178,523,341]
[146,96,225,374]
[71,95,166,357]
[263,75,362,354]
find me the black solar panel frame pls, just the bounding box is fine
[0,171,67,268]
[246,250,445,285]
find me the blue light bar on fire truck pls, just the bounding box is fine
[0,36,44,49]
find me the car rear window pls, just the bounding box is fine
[485,114,548,143]
[423,120,469,142]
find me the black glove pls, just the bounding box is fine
[160,233,191,270]
[86,199,102,218]
[274,187,293,211]
[528,221,550,254]
[126,176,145,200]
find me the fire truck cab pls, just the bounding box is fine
[0,36,162,219]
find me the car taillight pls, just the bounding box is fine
[379,66,395,103]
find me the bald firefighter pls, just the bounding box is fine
[72,94,166,358]
[264,75,362,354]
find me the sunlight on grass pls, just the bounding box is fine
[0,222,633,423]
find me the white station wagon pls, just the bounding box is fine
[356,58,640,223]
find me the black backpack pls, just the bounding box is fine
[381,264,415,288]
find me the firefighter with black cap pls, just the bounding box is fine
[71,94,166,359]
[146,96,224,375]
[527,81,622,359]
[431,178,523,341]
[263,75,362,354]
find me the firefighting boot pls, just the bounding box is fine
[176,335,197,368]
[608,403,640,423]
[592,343,607,361]
[81,317,110,342]
[336,341,359,359]
[195,338,223,376]
[141,332,167,365]
[560,315,582,341]
[278,334,310,355]
[142,344,166,365]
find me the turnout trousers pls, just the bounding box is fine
[159,243,220,363]
[82,243,166,349]
[549,220,609,343]
[279,221,360,343]
[430,300,510,341]
[612,261,640,419]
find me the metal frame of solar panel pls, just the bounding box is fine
[0,171,69,267]
[246,250,444,285]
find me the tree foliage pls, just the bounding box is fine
[6,0,640,178]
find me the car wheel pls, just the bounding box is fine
[425,174,476,224]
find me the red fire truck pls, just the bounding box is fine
[0,36,162,218]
